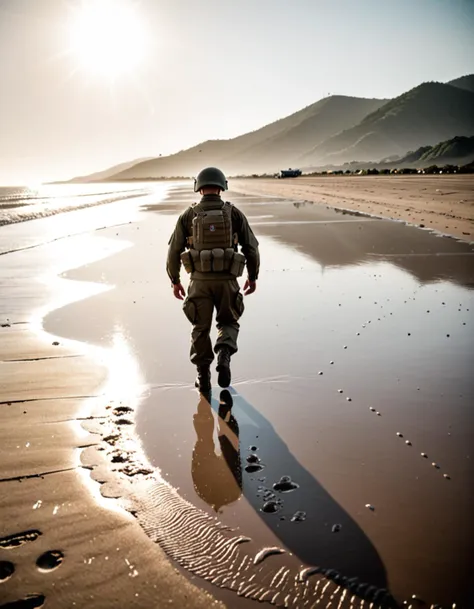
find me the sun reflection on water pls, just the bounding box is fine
[102,326,146,409]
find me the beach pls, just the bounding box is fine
[1,179,473,608]
[232,175,474,242]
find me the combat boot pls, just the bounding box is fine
[195,366,211,393]
[216,348,231,388]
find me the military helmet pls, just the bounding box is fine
[194,167,228,192]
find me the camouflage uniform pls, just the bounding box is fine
[166,194,260,367]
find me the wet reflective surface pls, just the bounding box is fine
[41,183,474,607]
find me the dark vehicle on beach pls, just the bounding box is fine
[276,168,302,178]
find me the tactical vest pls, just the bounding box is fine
[192,201,233,251]
[180,201,245,277]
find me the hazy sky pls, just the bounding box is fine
[0,0,473,184]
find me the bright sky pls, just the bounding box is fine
[0,0,473,184]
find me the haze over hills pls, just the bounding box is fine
[73,74,474,181]
[394,135,474,167]
[108,95,387,180]
[301,82,474,167]
[68,157,155,183]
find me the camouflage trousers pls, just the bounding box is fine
[183,279,245,367]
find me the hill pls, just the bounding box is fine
[396,135,474,166]
[109,96,386,179]
[448,74,474,93]
[300,82,474,167]
[69,157,155,183]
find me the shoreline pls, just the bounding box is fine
[0,200,224,608]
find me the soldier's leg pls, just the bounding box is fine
[214,279,244,355]
[214,279,244,387]
[183,280,214,367]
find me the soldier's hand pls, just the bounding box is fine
[172,282,186,300]
[243,279,257,295]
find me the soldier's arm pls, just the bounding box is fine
[232,207,260,282]
[166,210,190,285]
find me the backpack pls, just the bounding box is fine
[191,201,233,252]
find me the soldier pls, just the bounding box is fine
[167,167,260,393]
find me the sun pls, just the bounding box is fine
[69,0,147,78]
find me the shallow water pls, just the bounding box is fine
[40,184,474,607]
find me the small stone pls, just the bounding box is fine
[273,475,299,492]
[443,474,451,480]
[332,524,342,533]
[338,389,343,394]
[365,504,375,511]
[405,440,412,446]
[246,454,260,464]
[343,345,347,349]
[370,407,376,412]
[421,453,428,458]
[432,462,440,469]
[446,334,450,338]
[376,411,381,416]
[330,361,334,364]
[290,510,306,522]
[262,500,281,514]
[52,341,60,346]
[346,397,352,402]
[318,371,323,375]
[249,446,258,451]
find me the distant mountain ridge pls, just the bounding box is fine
[396,135,474,166]
[447,74,474,93]
[300,82,474,166]
[70,157,155,183]
[110,95,387,180]
[69,73,474,181]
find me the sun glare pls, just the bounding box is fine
[69,0,147,78]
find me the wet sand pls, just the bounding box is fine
[0,200,223,609]
[232,175,474,242]
[40,185,474,608]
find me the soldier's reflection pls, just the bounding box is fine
[191,390,242,512]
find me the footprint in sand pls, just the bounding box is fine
[0,530,42,549]
[0,530,63,608]
[36,550,64,572]
[0,595,46,608]
[0,561,15,582]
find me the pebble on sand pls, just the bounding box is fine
[405,440,412,446]
[346,397,352,402]
[332,524,342,533]
[338,389,343,394]
[370,407,376,412]
[246,454,260,464]
[421,453,428,458]
[443,474,451,480]
[365,504,375,511]
[52,341,60,346]
[432,462,440,469]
